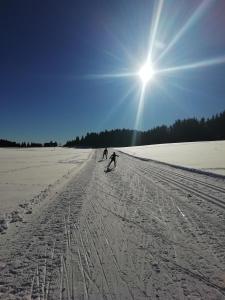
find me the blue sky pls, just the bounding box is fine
[0,0,225,143]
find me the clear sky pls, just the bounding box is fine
[1,0,225,143]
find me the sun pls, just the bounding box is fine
[138,61,155,85]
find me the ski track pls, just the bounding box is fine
[1,150,225,299]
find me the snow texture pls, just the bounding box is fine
[0,147,92,233]
[117,140,225,176]
[0,148,225,299]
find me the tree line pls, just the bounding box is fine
[64,110,225,148]
[0,140,58,148]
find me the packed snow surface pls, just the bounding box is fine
[118,140,225,176]
[0,147,92,215]
[1,149,225,299]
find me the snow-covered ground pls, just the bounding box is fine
[1,148,225,299]
[117,140,225,176]
[0,147,92,219]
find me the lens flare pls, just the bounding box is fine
[156,0,215,63]
[157,55,225,75]
[138,62,155,85]
[80,0,225,146]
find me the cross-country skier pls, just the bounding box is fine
[102,148,108,159]
[107,152,119,168]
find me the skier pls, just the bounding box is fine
[102,148,108,160]
[107,152,119,169]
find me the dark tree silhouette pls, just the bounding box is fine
[64,110,225,148]
[0,139,20,147]
[44,141,58,147]
[0,140,58,148]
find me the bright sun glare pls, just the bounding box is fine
[87,0,225,138]
[138,62,155,85]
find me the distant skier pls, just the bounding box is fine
[107,152,119,169]
[102,148,108,160]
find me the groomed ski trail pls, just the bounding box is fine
[1,149,225,299]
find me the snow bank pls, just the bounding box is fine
[0,147,92,218]
[117,140,225,176]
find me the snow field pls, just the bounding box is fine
[0,147,92,231]
[117,140,225,176]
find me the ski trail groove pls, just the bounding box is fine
[1,150,225,299]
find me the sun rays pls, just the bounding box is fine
[83,0,225,143]
[156,55,225,75]
[155,0,215,64]
[138,61,155,85]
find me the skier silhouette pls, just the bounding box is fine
[107,152,119,169]
[102,148,108,160]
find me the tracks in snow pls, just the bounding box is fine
[1,150,225,299]
[133,162,225,210]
